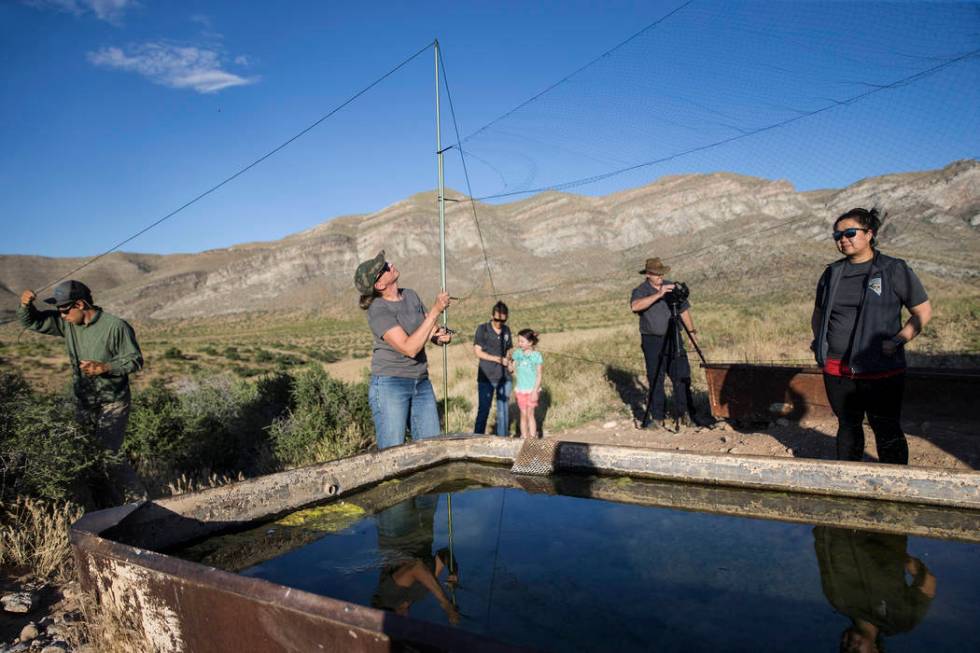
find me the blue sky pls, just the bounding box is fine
[2,1,978,257]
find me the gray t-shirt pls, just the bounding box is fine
[631,280,690,336]
[824,259,928,359]
[826,260,871,358]
[473,321,512,384]
[367,288,429,379]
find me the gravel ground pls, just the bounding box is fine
[545,416,979,471]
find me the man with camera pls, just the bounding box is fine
[630,257,706,432]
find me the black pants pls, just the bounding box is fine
[823,372,908,465]
[642,334,691,420]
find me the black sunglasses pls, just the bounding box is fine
[833,227,870,241]
[375,262,391,282]
[492,315,508,322]
[57,302,77,314]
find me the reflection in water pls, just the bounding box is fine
[814,527,936,653]
[372,495,460,624]
[216,482,977,652]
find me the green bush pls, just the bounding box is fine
[124,374,291,484]
[232,365,260,377]
[254,349,274,363]
[269,366,373,467]
[274,353,303,367]
[222,346,243,361]
[123,379,189,480]
[163,346,184,360]
[308,349,340,363]
[1,365,373,501]
[0,372,109,502]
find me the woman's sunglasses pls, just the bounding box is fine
[374,262,391,282]
[832,227,870,241]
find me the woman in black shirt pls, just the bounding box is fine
[811,208,932,464]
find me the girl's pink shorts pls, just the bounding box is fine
[515,390,539,410]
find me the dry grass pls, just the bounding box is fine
[165,470,247,497]
[328,290,978,434]
[63,591,150,653]
[0,497,83,583]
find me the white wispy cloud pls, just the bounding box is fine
[87,42,258,94]
[23,0,136,24]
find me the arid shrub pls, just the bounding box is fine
[269,365,373,467]
[123,379,188,481]
[125,374,291,485]
[162,346,184,360]
[1,372,109,502]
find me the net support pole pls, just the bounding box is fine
[435,40,449,434]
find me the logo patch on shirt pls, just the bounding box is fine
[868,276,882,296]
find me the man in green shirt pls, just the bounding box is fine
[18,280,146,504]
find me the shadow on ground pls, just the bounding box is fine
[602,359,978,470]
[605,364,715,426]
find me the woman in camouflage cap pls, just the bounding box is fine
[355,251,452,449]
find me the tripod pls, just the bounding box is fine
[639,301,708,428]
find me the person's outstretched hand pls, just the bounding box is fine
[433,292,452,313]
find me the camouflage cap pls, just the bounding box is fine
[354,250,386,295]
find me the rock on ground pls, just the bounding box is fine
[0,593,32,615]
[17,623,37,642]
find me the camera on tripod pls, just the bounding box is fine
[665,281,690,306]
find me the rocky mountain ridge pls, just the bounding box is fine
[1,160,977,321]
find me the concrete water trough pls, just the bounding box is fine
[70,436,980,652]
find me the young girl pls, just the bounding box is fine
[509,329,543,438]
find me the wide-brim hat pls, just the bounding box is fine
[354,250,386,295]
[43,279,92,307]
[639,257,670,275]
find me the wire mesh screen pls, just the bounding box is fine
[511,438,561,476]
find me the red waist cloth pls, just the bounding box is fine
[824,357,904,380]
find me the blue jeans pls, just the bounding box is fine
[369,375,442,450]
[376,495,438,546]
[474,376,511,436]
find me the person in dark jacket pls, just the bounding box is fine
[811,208,932,464]
[813,526,935,652]
[472,301,513,436]
[18,280,146,503]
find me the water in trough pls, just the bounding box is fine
[174,466,980,652]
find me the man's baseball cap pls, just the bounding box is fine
[44,280,92,307]
[353,250,386,295]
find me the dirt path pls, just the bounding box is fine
[543,416,979,471]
